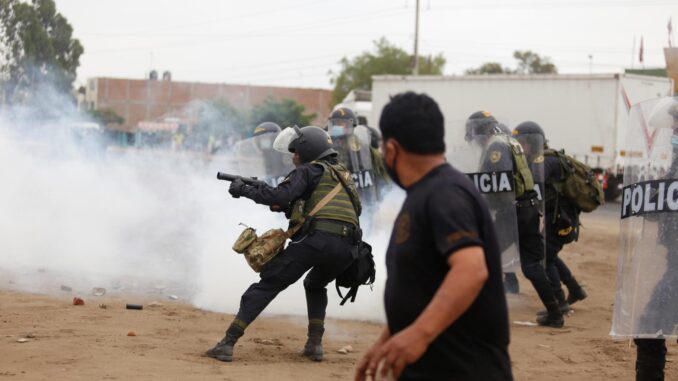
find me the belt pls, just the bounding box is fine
[312,219,357,238]
[515,193,540,208]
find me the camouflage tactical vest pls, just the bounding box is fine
[507,137,534,198]
[289,161,360,226]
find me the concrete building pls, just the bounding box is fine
[84,76,333,132]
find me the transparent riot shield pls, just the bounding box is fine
[513,132,546,252]
[611,96,678,339]
[235,133,294,187]
[330,129,378,206]
[447,134,521,272]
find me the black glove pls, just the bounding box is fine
[229,178,247,198]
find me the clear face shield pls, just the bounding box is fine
[273,127,301,154]
[327,119,353,137]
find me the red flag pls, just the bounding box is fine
[639,36,644,63]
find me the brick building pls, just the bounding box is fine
[84,77,333,132]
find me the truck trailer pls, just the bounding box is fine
[370,73,674,200]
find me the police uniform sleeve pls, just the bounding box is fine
[427,186,485,258]
[240,164,323,207]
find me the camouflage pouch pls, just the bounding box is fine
[232,227,257,254]
[243,228,288,272]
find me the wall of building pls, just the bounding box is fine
[85,77,332,131]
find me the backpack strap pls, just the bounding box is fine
[335,284,359,306]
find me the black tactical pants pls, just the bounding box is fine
[634,339,666,381]
[235,231,355,325]
[544,220,567,299]
[516,201,556,307]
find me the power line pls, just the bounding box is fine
[85,7,406,54]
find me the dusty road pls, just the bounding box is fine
[1,202,676,380]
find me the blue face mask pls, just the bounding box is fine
[330,126,345,137]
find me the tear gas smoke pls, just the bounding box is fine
[0,93,403,323]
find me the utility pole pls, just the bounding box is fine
[413,0,420,75]
[588,54,593,74]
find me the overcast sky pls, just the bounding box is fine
[56,0,677,89]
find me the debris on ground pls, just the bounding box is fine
[513,321,537,327]
[126,304,143,310]
[127,331,136,337]
[60,285,72,292]
[148,301,164,308]
[168,295,179,301]
[99,304,107,309]
[336,345,353,354]
[72,297,84,306]
[252,338,281,346]
[16,338,29,343]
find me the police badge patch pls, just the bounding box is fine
[490,151,502,163]
[394,213,411,244]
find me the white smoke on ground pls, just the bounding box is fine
[0,92,404,323]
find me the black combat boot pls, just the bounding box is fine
[504,273,520,294]
[206,322,245,362]
[302,321,325,362]
[536,301,564,328]
[564,277,588,305]
[537,289,571,317]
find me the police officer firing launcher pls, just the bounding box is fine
[207,125,362,363]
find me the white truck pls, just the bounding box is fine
[371,73,674,200]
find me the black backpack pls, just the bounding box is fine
[335,242,376,305]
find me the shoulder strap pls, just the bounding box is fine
[285,181,342,238]
[326,164,362,218]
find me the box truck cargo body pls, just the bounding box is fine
[371,74,673,200]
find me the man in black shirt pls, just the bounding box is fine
[355,92,512,381]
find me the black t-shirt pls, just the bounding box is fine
[384,163,512,381]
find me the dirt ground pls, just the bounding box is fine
[1,203,676,380]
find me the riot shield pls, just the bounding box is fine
[611,96,678,339]
[235,133,294,187]
[513,132,546,252]
[447,135,521,272]
[330,128,378,206]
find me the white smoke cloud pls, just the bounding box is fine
[0,92,404,323]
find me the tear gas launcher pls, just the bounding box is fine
[216,172,266,186]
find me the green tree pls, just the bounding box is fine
[512,50,557,74]
[464,62,513,75]
[249,97,316,129]
[193,99,248,143]
[88,108,124,126]
[329,37,446,105]
[0,0,83,103]
[464,50,557,76]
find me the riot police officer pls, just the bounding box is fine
[326,107,388,205]
[526,123,588,319]
[206,126,362,363]
[626,98,678,380]
[235,122,294,187]
[466,112,564,327]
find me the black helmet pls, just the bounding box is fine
[328,107,358,128]
[513,121,546,140]
[288,126,337,163]
[465,110,500,141]
[497,123,511,136]
[253,121,281,137]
